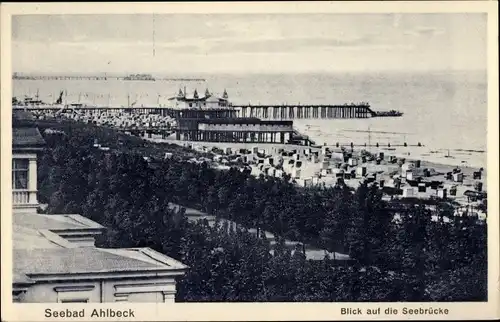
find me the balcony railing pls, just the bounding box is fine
[12,190,36,205]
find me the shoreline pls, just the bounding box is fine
[321,143,485,170]
[293,121,487,170]
[315,140,486,169]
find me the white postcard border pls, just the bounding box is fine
[1,2,498,321]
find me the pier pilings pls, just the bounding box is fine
[233,105,374,120]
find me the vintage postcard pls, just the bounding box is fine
[1,1,498,321]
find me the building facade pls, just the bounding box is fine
[12,113,188,303]
[12,126,44,214]
[176,118,295,143]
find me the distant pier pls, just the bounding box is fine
[12,75,206,82]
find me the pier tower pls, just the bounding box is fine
[168,88,231,109]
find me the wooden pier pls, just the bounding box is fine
[13,75,111,81]
[233,104,375,119]
[14,103,389,120]
[12,75,206,82]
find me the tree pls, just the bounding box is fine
[35,118,487,302]
[319,185,353,253]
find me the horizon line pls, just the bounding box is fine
[12,69,487,76]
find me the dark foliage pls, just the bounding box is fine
[36,120,487,302]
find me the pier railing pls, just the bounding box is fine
[233,104,376,119]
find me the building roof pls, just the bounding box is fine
[169,96,207,102]
[100,248,186,268]
[174,108,237,113]
[181,96,208,102]
[12,110,35,122]
[198,118,294,125]
[463,190,487,198]
[169,95,227,103]
[169,203,205,216]
[14,247,187,276]
[13,225,64,250]
[205,96,221,103]
[13,213,187,284]
[13,272,35,285]
[13,213,104,231]
[12,127,46,148]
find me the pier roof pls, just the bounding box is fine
[178,107,236,111]
[198,118,293,125]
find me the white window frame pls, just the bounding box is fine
[12,158,29,190]
[59,298,90,303]
[55,285,94,303]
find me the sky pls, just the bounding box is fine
[12,13,487,74]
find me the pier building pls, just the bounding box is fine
[176,117,294,143]
[169,89,296,144]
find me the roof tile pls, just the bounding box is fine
[13,214,90,231]
[14,248,166,275]
[12,127,46,147]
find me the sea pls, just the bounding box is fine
[13,70,488,168]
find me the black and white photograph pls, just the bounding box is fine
[1,2,498,320]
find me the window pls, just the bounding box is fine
[55,285,94,303]
[12,159,29,190]
[60,299,89,303]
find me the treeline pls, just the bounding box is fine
[36,120,487,301]
[31,117,211,161]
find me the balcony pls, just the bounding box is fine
[13,190,29,204]
[13,190,38,213]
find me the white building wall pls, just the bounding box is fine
[21,277,179,303]
[22,281,101,303]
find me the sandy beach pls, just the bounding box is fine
[145,135,487,209]
[148,135,485,175]
[147,136,319,155]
